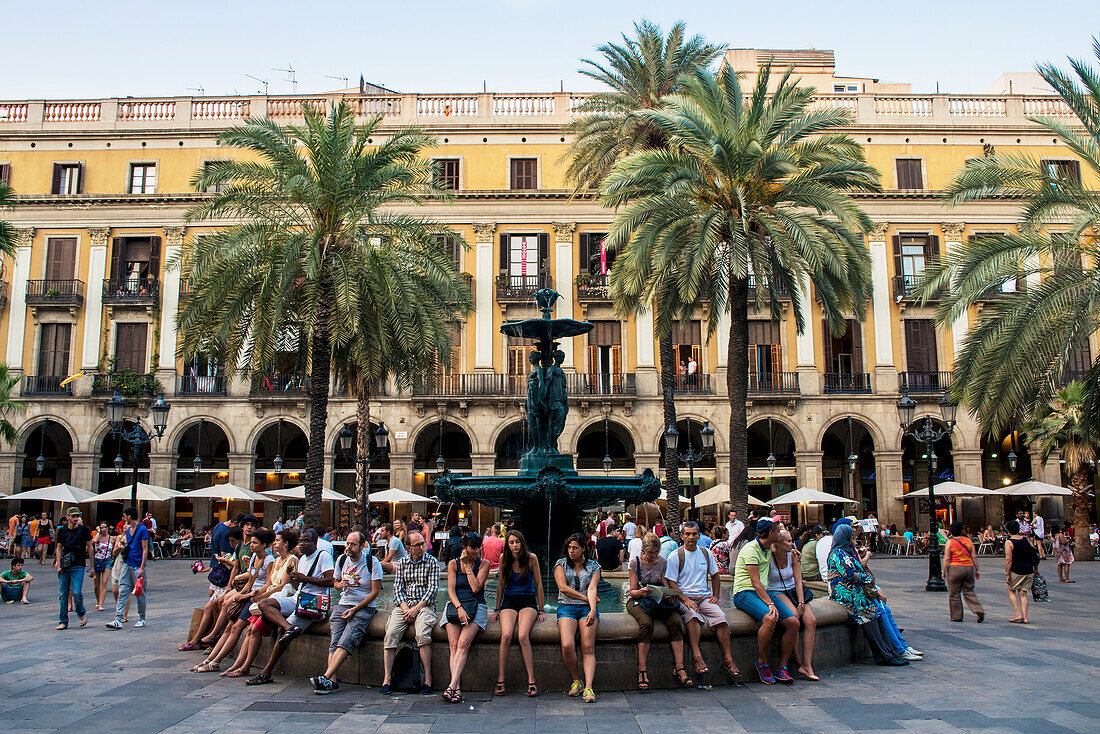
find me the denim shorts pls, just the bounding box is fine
[556,604,597,622]
[733,590,796,622]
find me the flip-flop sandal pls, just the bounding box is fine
[494,681,507,696]
[527,683,538,697]
[1008,618,1025,624]
[721,662,743,684]
[797,669,820,681]
[178,642,200,651]
[674,668,694,688]
[245,673,273,685]
[56,624,67,630]
[79,617,88,627]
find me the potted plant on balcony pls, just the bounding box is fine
[45,287,61,298]
[494,273,510,291]
[574,273,593,288]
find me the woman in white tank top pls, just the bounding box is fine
[767,528,819,681]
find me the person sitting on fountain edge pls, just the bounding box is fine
[380,531,439,695]
[664,521,740,687]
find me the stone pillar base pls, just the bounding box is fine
[796,366,820,395]
[634,366,659,397]
[874,366,898,395]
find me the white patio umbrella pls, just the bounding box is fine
[90,482,182,502]
[183,483,274,502]
[367,488,430,504]
[263,485,348,502]
[767,487,858,506]
[4,483,96,504]
[899,481,998,498]
[995,479,1073,497]
[692,483,769,508]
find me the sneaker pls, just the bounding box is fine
[754,660,775,685]
[900,650,922,661]
[905,646,924,657]
[582,687,596,703]
[379,684,391,695]
[877,657,909,666]
[105,620,123,630]
[134,620,146,628]
[313,675,336,695]
[568,679,584,697]
[310,676,323,692]
[774,666,793,684]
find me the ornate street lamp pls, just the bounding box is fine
[897,394,957,592]
[766,417,776,473]
[339,422,389,526]
[602,415,612,475]
[106,391,171,507]
[664,418,715,521]
[35,418,48,474]
[192,419,204,477]
[273,419,284,474]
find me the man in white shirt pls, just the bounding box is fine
[665,521,738,682]
[626,527,645,564]
[315,526,335,557]
[687,357,698,387]
[725,510,745,543]
[622,516,637,541]
[249,529,334,685]
[311,531,383,694]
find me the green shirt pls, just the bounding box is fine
[1,569,28,587]
[801,538,821,581]
[732,539,772,595]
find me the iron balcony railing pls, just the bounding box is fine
[823,372,872,394]
[412,373,505,397]
[177,374,227,396]
[26,279,84,306]
[748,372,801,394]
[496,273,551,301]
[91,372,157,397]
[102,277,160,305]
[576,273,610,301]
[747,275,791,299]
[569,373,637,395]
[670,373,713,394]
[251,373,309,395]
[899,371,953,393]
[23,375,71,396]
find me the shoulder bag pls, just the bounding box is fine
[294,552,331,620]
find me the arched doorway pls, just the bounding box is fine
[253,420,308,526]
[576,419,636,472]
[821,418,876,522]
[18,420,74,514]
[175,420,231,530]
[98,422,150,525]
[902,418,955,530]
[747,418,796,501]
[414,420,472,491]
[494,421,526,472]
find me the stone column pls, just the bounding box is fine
[470,453,495,477]
[472,223,496,372]
[149,450,174,488]
[953,447,990,528]
[794,450,823,490]
[70,451,99,495]
[0,451,20,496]
[634,309,658,396]
[158,226,184,393]
[80,228,111,389]
[634,452,661,476]
[387,452,416,494]
[5,228,34,377]
[872,449,905,528]
[552,222,576,369]
[227,452,253,489]
[941,223,969,361]
[794,274,820,394]
[868,222,897,394]
[715,310,731,398]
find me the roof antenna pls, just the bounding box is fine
[326,74,349,90]
[244,74,269,95]
[483,80,487,93]
[186,85,205,96]
[272,64,297,93]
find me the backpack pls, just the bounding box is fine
[676,545,715,581]
[334,552,373,582]
[390,644,424,692]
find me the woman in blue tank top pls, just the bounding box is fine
[490,530,545,697]
[442,532,491,703]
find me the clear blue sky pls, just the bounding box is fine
[4,1,1098,98]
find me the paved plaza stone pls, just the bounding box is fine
[0,557,1095,733]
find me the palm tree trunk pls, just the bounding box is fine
[355,380,372,528]
[727,274,750,519]
[305,295,332,527]
[658,331,681,537]
[1070,468,1092,562]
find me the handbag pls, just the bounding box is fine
[207,562,231,588]
[294,552,331,620]
[445,598,480,624]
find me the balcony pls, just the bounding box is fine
[331,380,387,398]
[670,373,713,395]
[412,373,505,397]
[747,276,790,300]
[178,279,192,302]
[23,376,71,396]
[576,273,610,302]
[252,373,309,396]
[496,274,551,302]
[177,375,227,396]
[568,373,637,395]
[26,279,84,308]
[749,372,800,395]
[823,372,872,394]
[102,278,160,306]
[899,371,953,394]
[892,274,942,301]
[92,372,158,397]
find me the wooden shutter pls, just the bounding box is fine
[578,233,590,274]
[0,163,9,186]
[747,346,758,377]
[38,324,70,377]
[588,344,598,374]
[891,235,902,279]
[76,163,84,194]
[904,320,937,373]
[109,237,124,281]
[46,238,76,281]
[822,319,835,371]
[51,163,62,194]
[925,235,940,258]
[537,233,549,272]
[850,320,863,373]
[499,234,508,272]
[770,344,782,375]
[149,236,162,280]
[611,345,622,376]
[115,323,148,373]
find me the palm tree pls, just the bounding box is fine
[332,246,471,525]
[921,40,1100,441]
[0,178,16,257]
[1025,381,1096,561]
[179,101,457,525]
[601,65,879,517]
[0,363,26,447]
[565,20,723,532]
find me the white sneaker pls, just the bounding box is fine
[900,650,922,661]
[905,646,924,657]
[105,620,122,630]
[134,619,146,628]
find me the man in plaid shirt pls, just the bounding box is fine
[380,531,440,694]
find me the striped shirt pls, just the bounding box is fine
[392,553,441,608]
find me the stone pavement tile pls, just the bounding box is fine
[426,715,488,732]
[374,727,433,734]
[633,713,689,734]
[384,713,439,727]
[586,713,644,734]
[534,714,585,732]
[894,719,968,733]
[768,703,852,733]
[322,713,388,733]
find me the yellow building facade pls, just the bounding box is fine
[0,50,1085,531]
